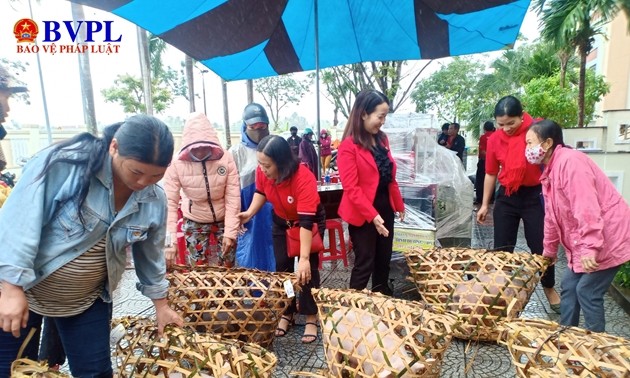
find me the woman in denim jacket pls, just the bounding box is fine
[0,115,183,377]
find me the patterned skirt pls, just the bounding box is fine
[181,218,235,267]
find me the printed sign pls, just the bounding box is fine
[393,227,435,252]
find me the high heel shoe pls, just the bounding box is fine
[301,321,319,344]
[275,314,293,337]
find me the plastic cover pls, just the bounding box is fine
[383,113,473,241]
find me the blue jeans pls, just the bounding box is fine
[0,298,113,378]
[39,317,66,367]
[560,265,619,332]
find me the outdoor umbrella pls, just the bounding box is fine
[71,0,531,81]
[71,0,530,178]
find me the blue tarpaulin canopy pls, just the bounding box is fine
[72,0,530,81]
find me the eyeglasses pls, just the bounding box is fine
[247,122,268,130]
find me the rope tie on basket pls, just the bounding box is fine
[525,326,597,376]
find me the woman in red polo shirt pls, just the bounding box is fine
[476,95,560,312]
[337,90,405,296]
[237,135,324,344]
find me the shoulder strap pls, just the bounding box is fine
[201,160,218,222]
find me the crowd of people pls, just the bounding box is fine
[0,59,629,377]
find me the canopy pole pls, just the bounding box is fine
[314,0,322,180]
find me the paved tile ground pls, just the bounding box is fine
[107,206,630,377]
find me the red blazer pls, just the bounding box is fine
[337,136,404,226]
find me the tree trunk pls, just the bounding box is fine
[185,55,195,112]
[71,3,97,135]
[137,27,153,115]
[222,79,231,148]
[578,50,586,127]
[246,79,254,103]
[557,50,570,89]
[333,107,338,126]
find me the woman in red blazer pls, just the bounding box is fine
[337,90,405,295]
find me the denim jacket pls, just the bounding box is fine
[0,148,169,302]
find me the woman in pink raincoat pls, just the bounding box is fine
[526,119,630,332]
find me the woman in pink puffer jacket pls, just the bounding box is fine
[526,119,630,332]
[163,113,241,267]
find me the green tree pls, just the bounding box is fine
[536,0,630,127]
[466,40,579,139]
[318,61,431,120]
[522,70,609,127]
[411,57,484,124]
[101,35,184,114]
[254,75,311,130]
[101,74,172,114]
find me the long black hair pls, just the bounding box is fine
[257,135,299,183]
[342,89,390,150]
[529,119,565,149]
[35,114,174,224]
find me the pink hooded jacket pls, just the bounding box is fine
[163,113,241,240]
[541,145,630,273]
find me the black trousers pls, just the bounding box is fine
[272,219,323,316]
[475,159,494,203]
[493,184,555,288]
[348,210,395,295]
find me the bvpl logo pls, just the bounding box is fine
[13,18,122,43]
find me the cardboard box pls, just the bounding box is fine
[393,227,436,252]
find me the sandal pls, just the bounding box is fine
[301,321,319,344]
[543,287,561,314]
[276,315,293,337]
[549,303,561,314]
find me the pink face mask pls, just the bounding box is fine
[525,144,546,165]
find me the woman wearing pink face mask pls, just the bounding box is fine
[526,119,630,332]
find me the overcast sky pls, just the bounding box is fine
[1,0,541,132]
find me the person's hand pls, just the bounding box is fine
[296,257,312,285]
[372,214,389,237]
[397,211,405,222]
[476,205,489,224]
[581,256,599,272]
[0,282,29,337]
[222,237,235,254]
[165,245,177,268]
[153,299,184,336]
[236,211,253,235]
[236,211,253,226]
[544,255,557,266]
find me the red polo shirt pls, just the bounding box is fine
[255,164,320,220]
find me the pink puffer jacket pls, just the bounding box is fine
[541,146,630,273]
[163,113,241,240]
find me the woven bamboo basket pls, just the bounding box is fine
[112,317,277,377]
[167,265,299,348]
[10,359,70,377]
[313,287,459,377]
[499,318,630,377]
[403,247,550,342]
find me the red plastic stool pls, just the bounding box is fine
[319,219,349,269]
[175,207,188,265]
